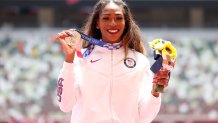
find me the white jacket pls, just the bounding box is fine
[57,45,161,123]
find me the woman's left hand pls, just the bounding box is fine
[151,68,170,97]
[153,68,170,87]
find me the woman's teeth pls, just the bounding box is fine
[108,29,118,33]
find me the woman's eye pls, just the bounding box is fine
[102,17,109,20]
[117,17,124,20]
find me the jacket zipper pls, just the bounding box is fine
[109,47,114,123]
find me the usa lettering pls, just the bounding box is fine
[57,78,64,102]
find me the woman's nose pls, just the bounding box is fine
[109,19,117,26]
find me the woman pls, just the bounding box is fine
[56,0,170,123]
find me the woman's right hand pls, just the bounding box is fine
[56,29,80,63]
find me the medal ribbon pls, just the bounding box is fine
[74,30,122,58]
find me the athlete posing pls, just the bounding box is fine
[56,0,170,123]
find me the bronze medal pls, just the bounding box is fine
[66,31,81,46]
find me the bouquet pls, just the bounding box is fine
[149,38,177,92]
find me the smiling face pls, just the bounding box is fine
[97,2,126,43]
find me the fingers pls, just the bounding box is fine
[59,38,76,50]
[59,38,67,48]
[57,32,76,54]
[56,31,69,40]
[155,70,169,79]
[56,29,77,46]
[155,73,169,80]
[56,29,76,40]
[156,78,169,87]
[153,70,170,87]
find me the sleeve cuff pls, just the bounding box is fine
[63,61,74,69]
[150,93,161,104]
[61,61,75,73]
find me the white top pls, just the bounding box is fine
[57,45,161,123]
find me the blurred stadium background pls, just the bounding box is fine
[0,0,218,123]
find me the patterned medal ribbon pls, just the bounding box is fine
[67,30,123,58]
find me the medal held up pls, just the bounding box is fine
[65,30,81,47]
[149,39,177,93]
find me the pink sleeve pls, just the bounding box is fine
[138,94,161,123]
[57,61,78,112]
[138,58,161,123]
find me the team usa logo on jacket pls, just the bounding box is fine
[124,57,136,68]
